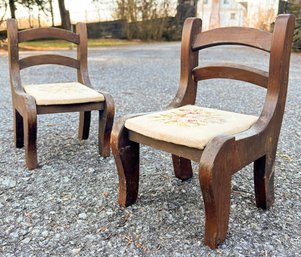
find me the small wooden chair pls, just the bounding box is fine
[111,15,295,248]
[7,19,114,169]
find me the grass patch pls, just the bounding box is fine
[19,38,140,50]
[88,39,140,47]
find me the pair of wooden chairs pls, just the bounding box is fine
[7,15,295,248]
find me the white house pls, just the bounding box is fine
[197,0,280,31]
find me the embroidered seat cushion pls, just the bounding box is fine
[24,82,105,105]
[125,105,258,150]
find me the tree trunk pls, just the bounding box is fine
[49,0,55,26]
[278,0,301,51]
[209,0,220,29]
[28,8,32,27]
[58,0,71,30]
[0,1,7,24]
[9,0,16,18]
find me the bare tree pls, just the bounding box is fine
[1,0,56,29]
[114,0,173,40]
[49,0,54,26]
[9,0,17,18]
[209,0,220,29]
[0,0,7,24]
[58,0,71,30]
[6,0,49,19]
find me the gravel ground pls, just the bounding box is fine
[0,43,300,256]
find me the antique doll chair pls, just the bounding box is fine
[111,15,295,248]
[7,19,114,169]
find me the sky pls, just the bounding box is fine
[2,0,115,25]
[1,0,177,29]
[63,0,115,22]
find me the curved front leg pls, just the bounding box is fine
[111,116,140,207]
[24,105,38,170]
[15,95,38,169]
[98,92,115,157]
[199,136,237,248]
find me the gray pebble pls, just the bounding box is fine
[0,177,16,188]
[78,213,87,219]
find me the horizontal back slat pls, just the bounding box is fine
[18,28,80,44]
[192,63,269,88]
[19,55,80,70]
[193,27,272,52]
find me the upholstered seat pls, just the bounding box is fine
[24,82,105,105]
[125,105,258,149]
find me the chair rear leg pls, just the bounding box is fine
[78,111,91,140]
[98,93,114,157]
[172,155,193,180]
[254,151,276,209]
[14,109,24,148]
[24,113,38,170]
[111,118,139,207]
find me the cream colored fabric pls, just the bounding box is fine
[125,105,258,150]
[24,82,105,105]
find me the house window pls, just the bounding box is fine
[230,13,236,19]
[224,0,229,4]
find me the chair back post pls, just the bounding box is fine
[170,18,201,108]
[7,19,22,94]
[76,22,92,87]
[263,14,295,134]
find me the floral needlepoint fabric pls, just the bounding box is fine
[125,105,258,150]
[153,106,226,127]
[24,82,104,105]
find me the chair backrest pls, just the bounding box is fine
[6,19,91,91]
[176,14,295,135]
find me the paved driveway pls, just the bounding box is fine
[0,43,300,256]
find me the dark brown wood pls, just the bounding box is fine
[110,14,295,248]
[7,18,115,169]
[78,111,91,140]
[129,131,202,162]
[168,18,201,108]
[19,55,80,70]
[37,102,104,115]
[98,92,115,157]
[192,63,269,88]
[199,135,236,248]
[14,109,24,148]
[253,151,276,209]
[193,27,272,52]
[172,155,193,180]
[111,116,140,207]
[18,27,79,43]
[24,104,38,169]
[76,22,91,86]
